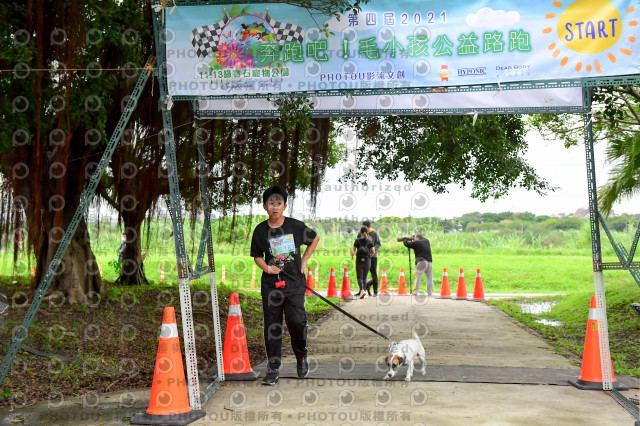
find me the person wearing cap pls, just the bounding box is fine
[250,186,320,385]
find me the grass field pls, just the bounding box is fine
[2,220,638,381]
[488,280,640,377]
[2,220,635,294]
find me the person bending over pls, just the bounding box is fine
[401,234,433,296]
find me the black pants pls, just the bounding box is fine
[262,290,307,370]
[367,257,379,293]
[356,258,371,292]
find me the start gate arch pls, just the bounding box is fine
[1,0,639,419]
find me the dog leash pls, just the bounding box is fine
[275,268,392,342]
[304,284,392,342]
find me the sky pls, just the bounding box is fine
[282,129,639,221]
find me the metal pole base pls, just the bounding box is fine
[568,378,629,391]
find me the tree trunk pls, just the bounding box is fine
[31,205,106,305]
[117,212,148,285]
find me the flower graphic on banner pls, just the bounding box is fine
[542,0,637,73]
[216,41,252,68]
[190,4,304,70]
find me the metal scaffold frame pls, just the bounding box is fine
[0,0,639,419]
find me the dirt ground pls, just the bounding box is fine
[1,294,638,425]
[0,283,318,408]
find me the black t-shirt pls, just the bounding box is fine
[353,237,374,261]
[250,217,317,294]
[403,238,432,263]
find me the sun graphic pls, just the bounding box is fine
[542,0,638,73]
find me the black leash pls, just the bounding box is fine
[276,266,392,342]
[305,284,392,342]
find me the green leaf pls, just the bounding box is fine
[241,6,251,15]
[230,4,241,18]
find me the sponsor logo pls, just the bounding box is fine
[457,67,487,77]
[439,65,450,81]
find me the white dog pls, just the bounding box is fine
[384,329,427,381]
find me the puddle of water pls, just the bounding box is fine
[535,319,563,327]
[517,301,555,314]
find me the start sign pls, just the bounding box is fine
[162,0,640,97]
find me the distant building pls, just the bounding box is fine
[573,208,616,218]
[573,208,589,219]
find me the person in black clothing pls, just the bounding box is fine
[352,226,375,299]
[401,234,433,295]
[363,220,381,296]
[250,186,320,385]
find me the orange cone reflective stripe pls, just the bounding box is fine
[438,268,451,299]
[569,296,628,390]
[327,267,338,297]
[379,269,389,294]
[340,268,352,299]
[130,307,205,424]
[397,268,407,295]
[222,293,259,381]
[455,268,467,300]
[471,268,485,301]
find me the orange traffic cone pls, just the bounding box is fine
[569,296,628,390]
[305,267,313,296]
[471,269,485,301]
[130,307,205,425]
[455,268,467,300]
[397,268,408,295]
[326,267,338,297]
[437,268,452,299]
[340,268,352,299]
[223,293,259,381]
[379,269,389,294]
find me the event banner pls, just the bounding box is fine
[164,0,640,97]
[196,87,585,116]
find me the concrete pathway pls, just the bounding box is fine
[196,295,638,425]
[1,295,637,425]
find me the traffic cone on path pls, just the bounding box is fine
[340,268,353,299]
[326,267,338,297]
[568,296,628,390]
[305,267,314,296]
[130,307,205,425]
[455,268,467,300]
[222,293,259,381]
[471,269,485,301]
[379,269,389,294]
[437,268,452,299]
[397,269,408,295]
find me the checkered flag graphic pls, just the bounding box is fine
[190,11,231,59]
[265,9,305,44]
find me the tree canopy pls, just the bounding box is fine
[337,114,553,201]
